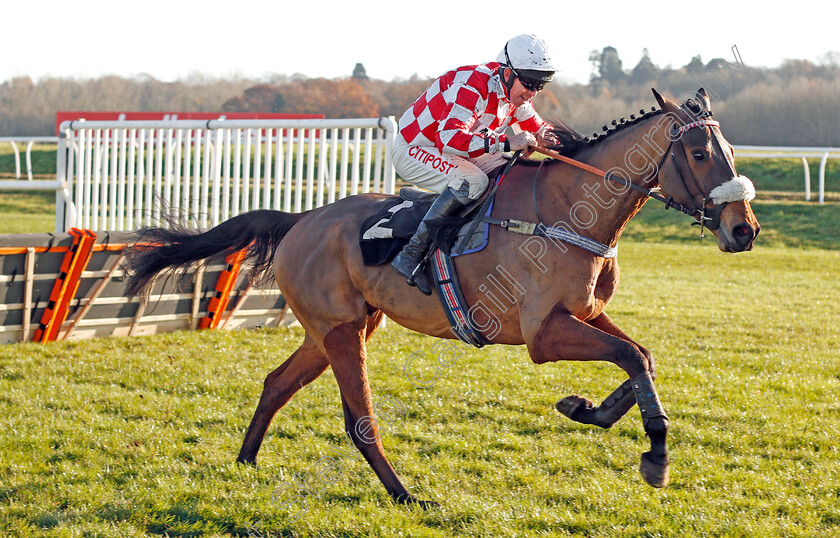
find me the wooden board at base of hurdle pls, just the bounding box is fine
[0,232,296,345]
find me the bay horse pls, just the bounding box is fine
[125,88,759,506]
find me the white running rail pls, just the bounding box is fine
[0,136,59,180]
[734,145,840,204]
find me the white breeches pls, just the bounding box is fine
[392,134,508,203]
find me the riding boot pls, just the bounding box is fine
[391,187,467,295]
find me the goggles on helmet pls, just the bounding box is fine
[503,44,552,92]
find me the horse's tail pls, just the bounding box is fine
[124,209,306,299]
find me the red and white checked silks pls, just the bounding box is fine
[398,62,548,158]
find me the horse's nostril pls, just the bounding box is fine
[733,224,754,242]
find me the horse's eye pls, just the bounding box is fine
[693,152,706,161]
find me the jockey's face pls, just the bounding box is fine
[505,68,538,107]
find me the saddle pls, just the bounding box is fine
[358,178,500,267]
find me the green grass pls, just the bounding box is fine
[1,239,839,536]
[0,190,56,234]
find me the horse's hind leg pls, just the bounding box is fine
[323,318,436,508]
[237,333,329,465]
[556,312,654,429]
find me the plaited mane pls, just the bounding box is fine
[544,108,664,158]
[584,107,663,144]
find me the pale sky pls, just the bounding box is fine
[2,0,837,86]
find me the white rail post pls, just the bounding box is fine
[222,129,232,221]
[10,141,20,179]
[362,127,373,194]
[26,140,35,180]
[328,128,339,204]
[802,157,811,201]
[144,129,155,227]
[818,152,828,205]
[306,128,316,210]
[252,127,263,210]
[283,128,293,212]
[55,130,70,232]
[180,129,192,219]
[163,128,175,224]
[126,129,137,229]
[263,128,273,210]
[242,129,252,212]
[83,128,94,229]
[172,129,183,219]
[211,128,224,227]
[92,129,102,230]
[272,128,283,211]
[381,116,397,194]
[232,128,242,217]
[317,127,328,208]
[339,127,350,199]
[351,127,361,195]
[108,129,119,230]
[117,128,128,230]
[372,128,383,194]
[294,128,304,212]
[136,129,146,227]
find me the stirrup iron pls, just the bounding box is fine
[405,248,433,293]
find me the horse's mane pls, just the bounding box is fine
[543,118,588,156]
[544,107,664,157]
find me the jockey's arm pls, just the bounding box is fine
[512,102,555,147]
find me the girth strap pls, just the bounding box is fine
[483,216,618,258]
[430,249,493,348]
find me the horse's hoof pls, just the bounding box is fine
[639,451,670,488]
[555,395,592,418]
[555,395,611,429]
[395,494,439,509]
[235,456,258,468]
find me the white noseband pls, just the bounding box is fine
[709,175,756,205]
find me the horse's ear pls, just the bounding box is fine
[696,88,712,113]
[651,88,676,112]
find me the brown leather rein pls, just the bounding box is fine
[531,123,727,235]
[532,145,702,219]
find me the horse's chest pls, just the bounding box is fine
[593,262,620,306]
[568,262,619,321]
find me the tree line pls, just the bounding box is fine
[2,49,839,146]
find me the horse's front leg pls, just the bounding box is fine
[556,312,655,429]
[527,307,670,488]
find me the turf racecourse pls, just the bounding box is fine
[1,215,838,536]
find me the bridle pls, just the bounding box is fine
[664,111,729,236]
[534,107,728,237]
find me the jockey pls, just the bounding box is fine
[391,34,557,295]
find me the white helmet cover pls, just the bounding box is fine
[496,34,555,80]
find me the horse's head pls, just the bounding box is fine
[652,88,760,252]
